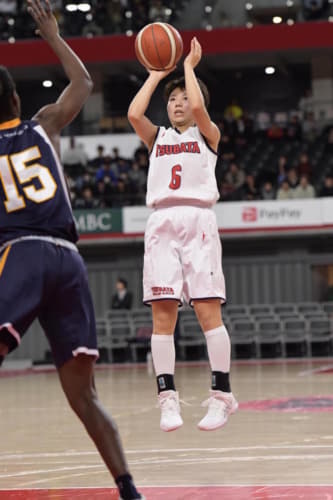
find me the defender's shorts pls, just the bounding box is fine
[143,205,226,306]
[0,239,98,367]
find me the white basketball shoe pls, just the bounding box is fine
[198,390,238,431]
[158,390,183,432]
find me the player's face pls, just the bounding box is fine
[167,87,193,127]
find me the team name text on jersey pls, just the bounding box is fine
[155,141,201,157]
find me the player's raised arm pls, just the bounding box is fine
[184,37,220,151]
[28,0,93,135]
[128,69,173,151]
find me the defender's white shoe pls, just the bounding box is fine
[158,390,183,432]
[198,390,238,431]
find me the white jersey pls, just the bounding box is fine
[146,126,219,208]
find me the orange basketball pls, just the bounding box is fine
[135,22,183,71]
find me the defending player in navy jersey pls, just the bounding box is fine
[0,2,143,499]
[128,37,238,432]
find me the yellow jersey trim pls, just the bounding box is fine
[0,246,11,278]
[0,118,21,130]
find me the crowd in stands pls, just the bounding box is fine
[63,101,333,210]
[0,0,187,40]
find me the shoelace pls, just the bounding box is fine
[201,395,231,416]
[157,394,191,410]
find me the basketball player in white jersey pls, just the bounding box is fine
[128,37,238,431]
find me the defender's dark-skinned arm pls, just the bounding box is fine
[28,0,93,138]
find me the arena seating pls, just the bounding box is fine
[97,301,333,362]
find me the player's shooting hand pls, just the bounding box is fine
[27,0,59,41]
[184,37,202,69]
[148,66,176,81]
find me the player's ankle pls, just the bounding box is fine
[116,473,141,500]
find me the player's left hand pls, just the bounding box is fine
[184,37,202,69]
[27,0,59,41]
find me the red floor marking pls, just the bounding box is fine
[1,486,333,499]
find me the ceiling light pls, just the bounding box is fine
[43,80,53,88]
[77,3,91,12]
[265,66,276,75]
[273,16,282,24]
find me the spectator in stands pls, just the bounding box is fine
[292,175,316,199]
[90,144,106,170]
[318,174,333,197]
[224,162,245,192]
[261,181,276,200]
[134,140,149,163]
[105,0,125,33]
[277,155,288,185]
[224,98,243,120]
[218,133,235,161]
[296,153,313,179]
[325,127,333,154]
[299,88,314,117]
[74,186,101,209]
[128,160,147,203]
[62,136,88,177]
[287,167,299,189]
[286,115,302,141]
[112,178,133,207]
[94,179,112,207]
[96,156,118,184]
[0,0,16,14]
[302,111,318,142]
[267,123,284,141]
[240,174,259,201]
[302,0,329,20]
[111,278,133,310]
[277,180,294,200]
[148,0,168,22]
[256,111,271,136]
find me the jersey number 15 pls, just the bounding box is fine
[0,146,57,213]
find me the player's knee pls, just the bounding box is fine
[66,386,97,416]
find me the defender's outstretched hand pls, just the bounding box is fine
[184,37,202,69]
[27,0,59,41]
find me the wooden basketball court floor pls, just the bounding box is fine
[1,358,333,499]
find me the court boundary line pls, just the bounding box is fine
[2,357,333,378]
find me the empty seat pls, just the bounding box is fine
[249,304,273,316]
[225,305,249,317]
[105,309,130,322]
[178,308,196,323]
[283,318,309,356]
[297,302,322,314]
[96,318,110,350]
[273,303,297,315]
[321,302,333,316]
[130,308,152,322]
[109,320,133,362]
[129,319,153,362]
[253,313,277,322]
[230,320,258,358]
[178,320,206,360]
[257,320,285,357]
[308,318,333,355]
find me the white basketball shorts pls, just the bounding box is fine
[143,205,226,306]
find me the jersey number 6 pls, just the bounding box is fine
[0,146,57,213]
[169,164,182,190]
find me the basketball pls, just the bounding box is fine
[135,22,183,71]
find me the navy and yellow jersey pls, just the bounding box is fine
[0,118,78,245]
